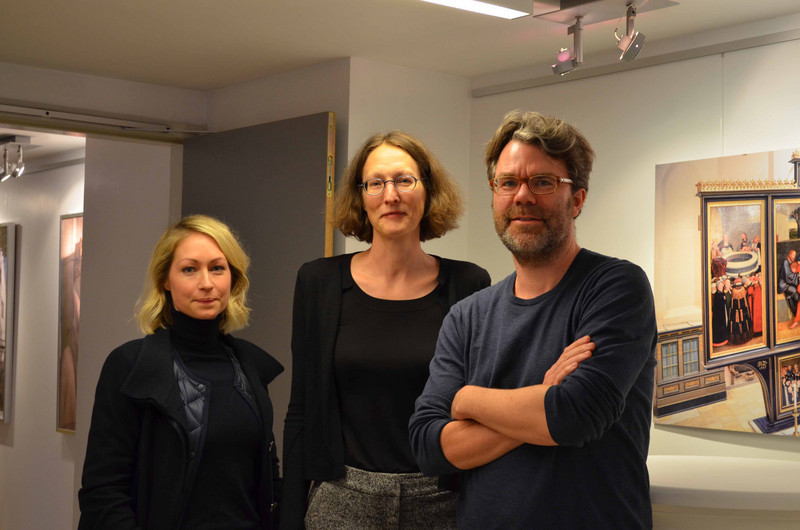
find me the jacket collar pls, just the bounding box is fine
[120,328,185,418]
[222,333,284,384]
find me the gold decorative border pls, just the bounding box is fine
[696,178,798,193]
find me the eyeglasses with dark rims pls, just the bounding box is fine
[489,175,573,196]
[360,175,425,196]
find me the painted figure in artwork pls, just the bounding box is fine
[777,249,800,329]
[711,280,729,346]
[738,232,750,251]
[728,276,753,344]
[710,247,727,278]
[746,274,763,335]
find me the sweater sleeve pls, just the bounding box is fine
[545,261,657,447]
[409,303,467,476]
[280,267,310,530]
[78,347,142,530]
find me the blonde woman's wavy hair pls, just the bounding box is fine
[135,215,251,335]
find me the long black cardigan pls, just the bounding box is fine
[78,327,284,530]
[280,253,490,529]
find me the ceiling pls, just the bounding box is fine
[1,0,799,163]
[1,0,799,91]
[0,127,84,167]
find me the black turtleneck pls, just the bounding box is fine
[169,310,262,530]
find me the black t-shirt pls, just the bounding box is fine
[334,278,446,473]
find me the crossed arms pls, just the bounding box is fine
[440,336,593,469]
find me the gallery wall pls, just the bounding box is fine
[70,137,182,530]
[0,153,85,530]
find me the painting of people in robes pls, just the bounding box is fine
[58,214,82,433]
[777,353,800,415]
[773,199,800,345]
[655,149,800,435]
[706,200,766,359]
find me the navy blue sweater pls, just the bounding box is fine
[410,249,657,529]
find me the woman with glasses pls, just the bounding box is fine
[281,131,490,529]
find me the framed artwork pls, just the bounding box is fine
[705,199,767,360]
[58,214,82,433]
[773,198,800,345]
[1,223,16,424]
[776,352,800,414]
[655,150,800,435]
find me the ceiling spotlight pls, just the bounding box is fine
[552,16,583,76]
[615,4,646,62]
[0,148,10,183]
[12,146,25,178]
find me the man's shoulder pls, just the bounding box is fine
[576,249,648,283]
[437,256,492,292]
[449,272,511,312]
[439,257,489,277]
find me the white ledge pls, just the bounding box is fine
[648,455,800,512]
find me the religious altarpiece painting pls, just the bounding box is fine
[654,149,800,436]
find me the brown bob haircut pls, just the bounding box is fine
[485,110,595,192]
[334,131,463,243]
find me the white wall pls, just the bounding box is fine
[0,62,206,128]
[0,153,85,530]
[346,57,473,261]
[72,137,182,528]
[206,58,351,133]
[468,39,800,462]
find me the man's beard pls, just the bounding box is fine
[494,197,574,265]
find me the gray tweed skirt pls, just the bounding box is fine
[304,465,458,529]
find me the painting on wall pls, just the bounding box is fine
[705,200,767,360]
[0,223,16,423]
[654,149,800,435]
[58,214,82,433]
[777,352,800,416]
[773,198,800,345]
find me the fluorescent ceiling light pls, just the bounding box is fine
[421,0,529,20]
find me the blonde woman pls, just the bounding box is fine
[79,215,283,530]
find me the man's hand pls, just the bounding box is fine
[543,335,594,385]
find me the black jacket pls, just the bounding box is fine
[280,253,490,529]
[78,327,284,530]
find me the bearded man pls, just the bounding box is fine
[410,111,657,529]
